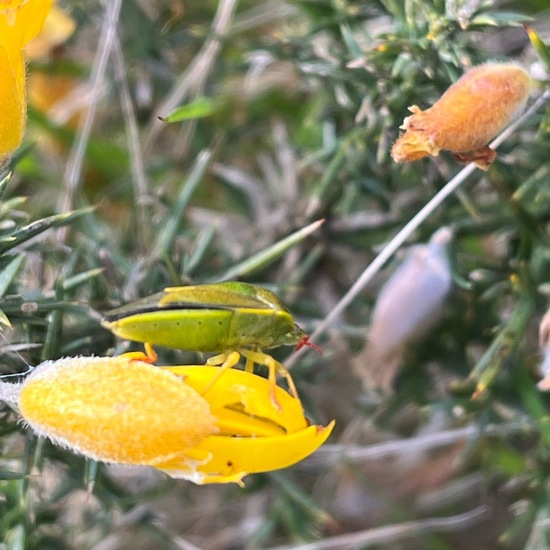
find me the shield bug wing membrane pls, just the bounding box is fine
[160,282,273,310]
[102,290,169,322]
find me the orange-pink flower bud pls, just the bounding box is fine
[391,63,533,170]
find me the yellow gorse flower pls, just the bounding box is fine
[25,4,75,59]
[6,356,333,485]
[159,365,334,484]
[0,0,53,162]
[26,5,81,129]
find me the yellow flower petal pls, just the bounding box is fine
[0,0,53,52]
[155,365,335,484]
[0,45,25,159]
[0,0,52,160]
[165,366,308,435]
[19,357,218,465]
[0,1,25,8]
[25,5,75,59]
[156,422,336,485]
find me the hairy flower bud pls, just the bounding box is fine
[18,357,218,465]
[392,63,532,170]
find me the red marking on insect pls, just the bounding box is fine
[295,336,322,355]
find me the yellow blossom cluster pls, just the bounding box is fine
[8,356,334,485]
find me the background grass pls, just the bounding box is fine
[2,0,550,548]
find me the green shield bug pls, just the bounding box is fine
[101,282,320,407]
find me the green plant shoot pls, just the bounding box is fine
[101,282,320,407]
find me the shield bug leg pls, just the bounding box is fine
[244,357,254,373]
[239,349,299,409]
[268,361,281,412]
[201,351,241,396]
[120,342,158,364]
[206,353,229,367]
[144,342,158,362]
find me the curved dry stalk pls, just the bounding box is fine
[144,0,239,152]
[303,422,531,467]
[112,35,151,249]
[285,88,550,368]
[57,0,122,242]
[268,505,490,550]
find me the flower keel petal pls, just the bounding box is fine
[157,421,336,485]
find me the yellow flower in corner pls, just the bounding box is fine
[0,0,53,163]
[4,356,333,485]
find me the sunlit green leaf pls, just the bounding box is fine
[160,97,217,123]
[471,12,532,27]
[525,24,550,74]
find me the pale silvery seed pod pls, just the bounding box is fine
[354,227,453,393]
[537,309,550,391]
